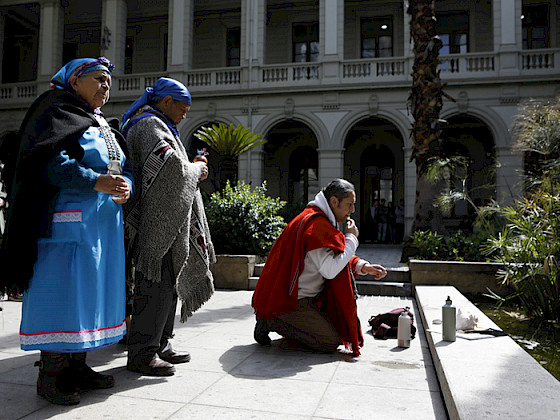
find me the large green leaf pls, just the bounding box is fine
[194,123,267,157]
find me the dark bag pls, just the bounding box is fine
[368,307,416,340]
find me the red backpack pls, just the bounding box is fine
[368,307,416,339]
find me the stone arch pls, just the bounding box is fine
[332,109,412,150]
[342,116,406,239]
[262,119,320,204]
[441,106,510,148]
[439,112,497,228]
[255,112,330,149]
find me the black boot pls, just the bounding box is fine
[254,318,271,346]
[35,352,80,405]
[70,352,115,391]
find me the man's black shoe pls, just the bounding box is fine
[159,349,191,364]
[254,319,271,346]
[127,356,176,376]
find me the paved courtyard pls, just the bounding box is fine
[0,289,446,419]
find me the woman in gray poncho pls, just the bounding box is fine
[122,77,215,376]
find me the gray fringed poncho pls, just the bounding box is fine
[124,114,215,322]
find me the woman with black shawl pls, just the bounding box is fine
[0,57,133,405]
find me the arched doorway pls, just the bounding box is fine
[440,114,496,231]
[344,117,404,240]
[264,121,319,206]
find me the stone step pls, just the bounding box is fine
[253,265,410,282]
[362,267,410,283]
[356,280,412,297]
[254,263,265,277]
[248,276,259,290]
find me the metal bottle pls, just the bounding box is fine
[397,310,411,348]
[442,296,456,342]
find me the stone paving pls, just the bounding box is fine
[355,244,407,270]
[0,284,446,419]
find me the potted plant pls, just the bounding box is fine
[206,181,286,289]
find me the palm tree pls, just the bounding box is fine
[407,0,447,233]
[194,123,267,191]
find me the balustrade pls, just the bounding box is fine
[1,50,558,109]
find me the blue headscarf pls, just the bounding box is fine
[50,57,115,90]
[122,77,192,123]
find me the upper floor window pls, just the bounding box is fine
[227,28,240,67]
[361,17,393,58]
[522,4,549,49]
[437,13,469,54]
[293,23,319,63]
[2,4,40,83]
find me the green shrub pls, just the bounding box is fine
[410,229,493,261]
[485,190,560,322]
[206,181,286,256]
[410,230,448,260]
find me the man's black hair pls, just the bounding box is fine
[323,179,355,203]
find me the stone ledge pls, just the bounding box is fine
[210,254,257,290]
[415,285,560,420]
[409,259,510,295]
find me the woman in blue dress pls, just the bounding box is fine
[1,57,133,405]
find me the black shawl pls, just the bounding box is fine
[0,89,126,291]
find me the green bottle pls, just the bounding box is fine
[442,296,456,342]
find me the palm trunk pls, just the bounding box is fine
[218,155,238,190]
[407,0,446,234]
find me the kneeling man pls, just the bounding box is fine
[252,179,387,356]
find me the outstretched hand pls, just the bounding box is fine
[362,263,387,280]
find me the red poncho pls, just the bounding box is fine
[252,206,364,356]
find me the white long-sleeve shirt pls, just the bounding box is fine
[298,191,368,298]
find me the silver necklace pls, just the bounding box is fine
[94,115,122,175]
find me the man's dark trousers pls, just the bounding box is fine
[128,251,177,365]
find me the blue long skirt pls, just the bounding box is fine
[20,128,127,352]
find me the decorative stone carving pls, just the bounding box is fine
[368,94,379,115]
[457,91,469,113]
[322,93,339,110]
[207,102,217,120]
[284,98,294,118]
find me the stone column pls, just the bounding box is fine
[241,0,265,88]
[493,0,522,77]
[318,148,345,189]
[403,146,416,239]
[167,0,194,78]
[495,146,523,207]
[319,0,343,83]
[101,0,127,75]
[37,1,64,89]
[402,0,413,80]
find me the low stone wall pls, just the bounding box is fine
[416,285,560,419]
[409,259,510,296]
[210,254,257,290]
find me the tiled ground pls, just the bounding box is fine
[0,290,446,419]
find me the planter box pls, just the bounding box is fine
[210,254,257,290]
[409,259,511,295]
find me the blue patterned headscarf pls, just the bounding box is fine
[50,57,115,90]
[122,77,192,123]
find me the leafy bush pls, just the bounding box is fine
[206,181,286,256]
[484,190,560,322]
[482,97,560,322]
[410,229,493,262]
